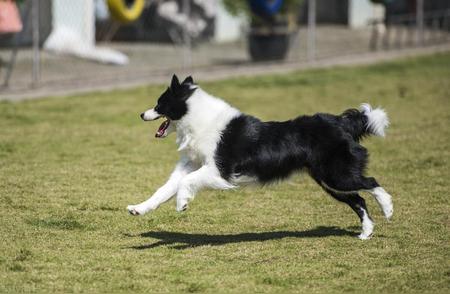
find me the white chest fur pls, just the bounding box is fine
[174,89,240,166]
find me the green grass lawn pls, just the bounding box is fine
[1,53,449,293]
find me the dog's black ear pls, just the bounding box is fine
[170,74,180,89]
[182,76,194,85]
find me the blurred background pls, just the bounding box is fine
[0,0,449,99]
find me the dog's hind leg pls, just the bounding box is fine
[127,159,195,216]
[322,187,374,240]
[366,185,393,221]
[176,165,235,212]
[323,176,393,221]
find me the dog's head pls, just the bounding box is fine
[141,74,197,138]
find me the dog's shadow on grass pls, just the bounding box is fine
[127,226,357,250]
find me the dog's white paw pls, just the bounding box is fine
[358,232,373,240]
[382,201,393,221]
[176,198,189,212]
[359,214,374,240]
[127,205,143,216]
[371,187,393,221]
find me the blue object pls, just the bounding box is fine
[249,0,284,18]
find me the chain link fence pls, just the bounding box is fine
[0,0,449,97]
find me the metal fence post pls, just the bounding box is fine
[307,0,316,62]
[32,0,40,86]
[416,0,424,46]
[182,0,192,70]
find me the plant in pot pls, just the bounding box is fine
[223,0,303,61]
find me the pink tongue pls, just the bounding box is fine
[155,120,170,138]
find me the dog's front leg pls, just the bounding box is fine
[127,159,195,216]
[176,165,234,212]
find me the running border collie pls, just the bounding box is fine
[127,75,393,240]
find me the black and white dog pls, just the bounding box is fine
[127,75,393,239]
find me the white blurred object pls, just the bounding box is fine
[194,0,218,18]
[373,3,386,35]
[44,26,129,65]
[157,1,206,37]
[45,0,128,65]
[349,0,385,29]
[214,0,245,43]
[95,0,110,21]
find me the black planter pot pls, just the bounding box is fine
[248,30,290,61]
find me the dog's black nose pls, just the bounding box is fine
[140,113,145,120]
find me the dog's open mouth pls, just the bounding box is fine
[155,118,171,138]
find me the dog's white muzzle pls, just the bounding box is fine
[140,108,161,121]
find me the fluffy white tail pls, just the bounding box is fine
[360,103,389,137]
